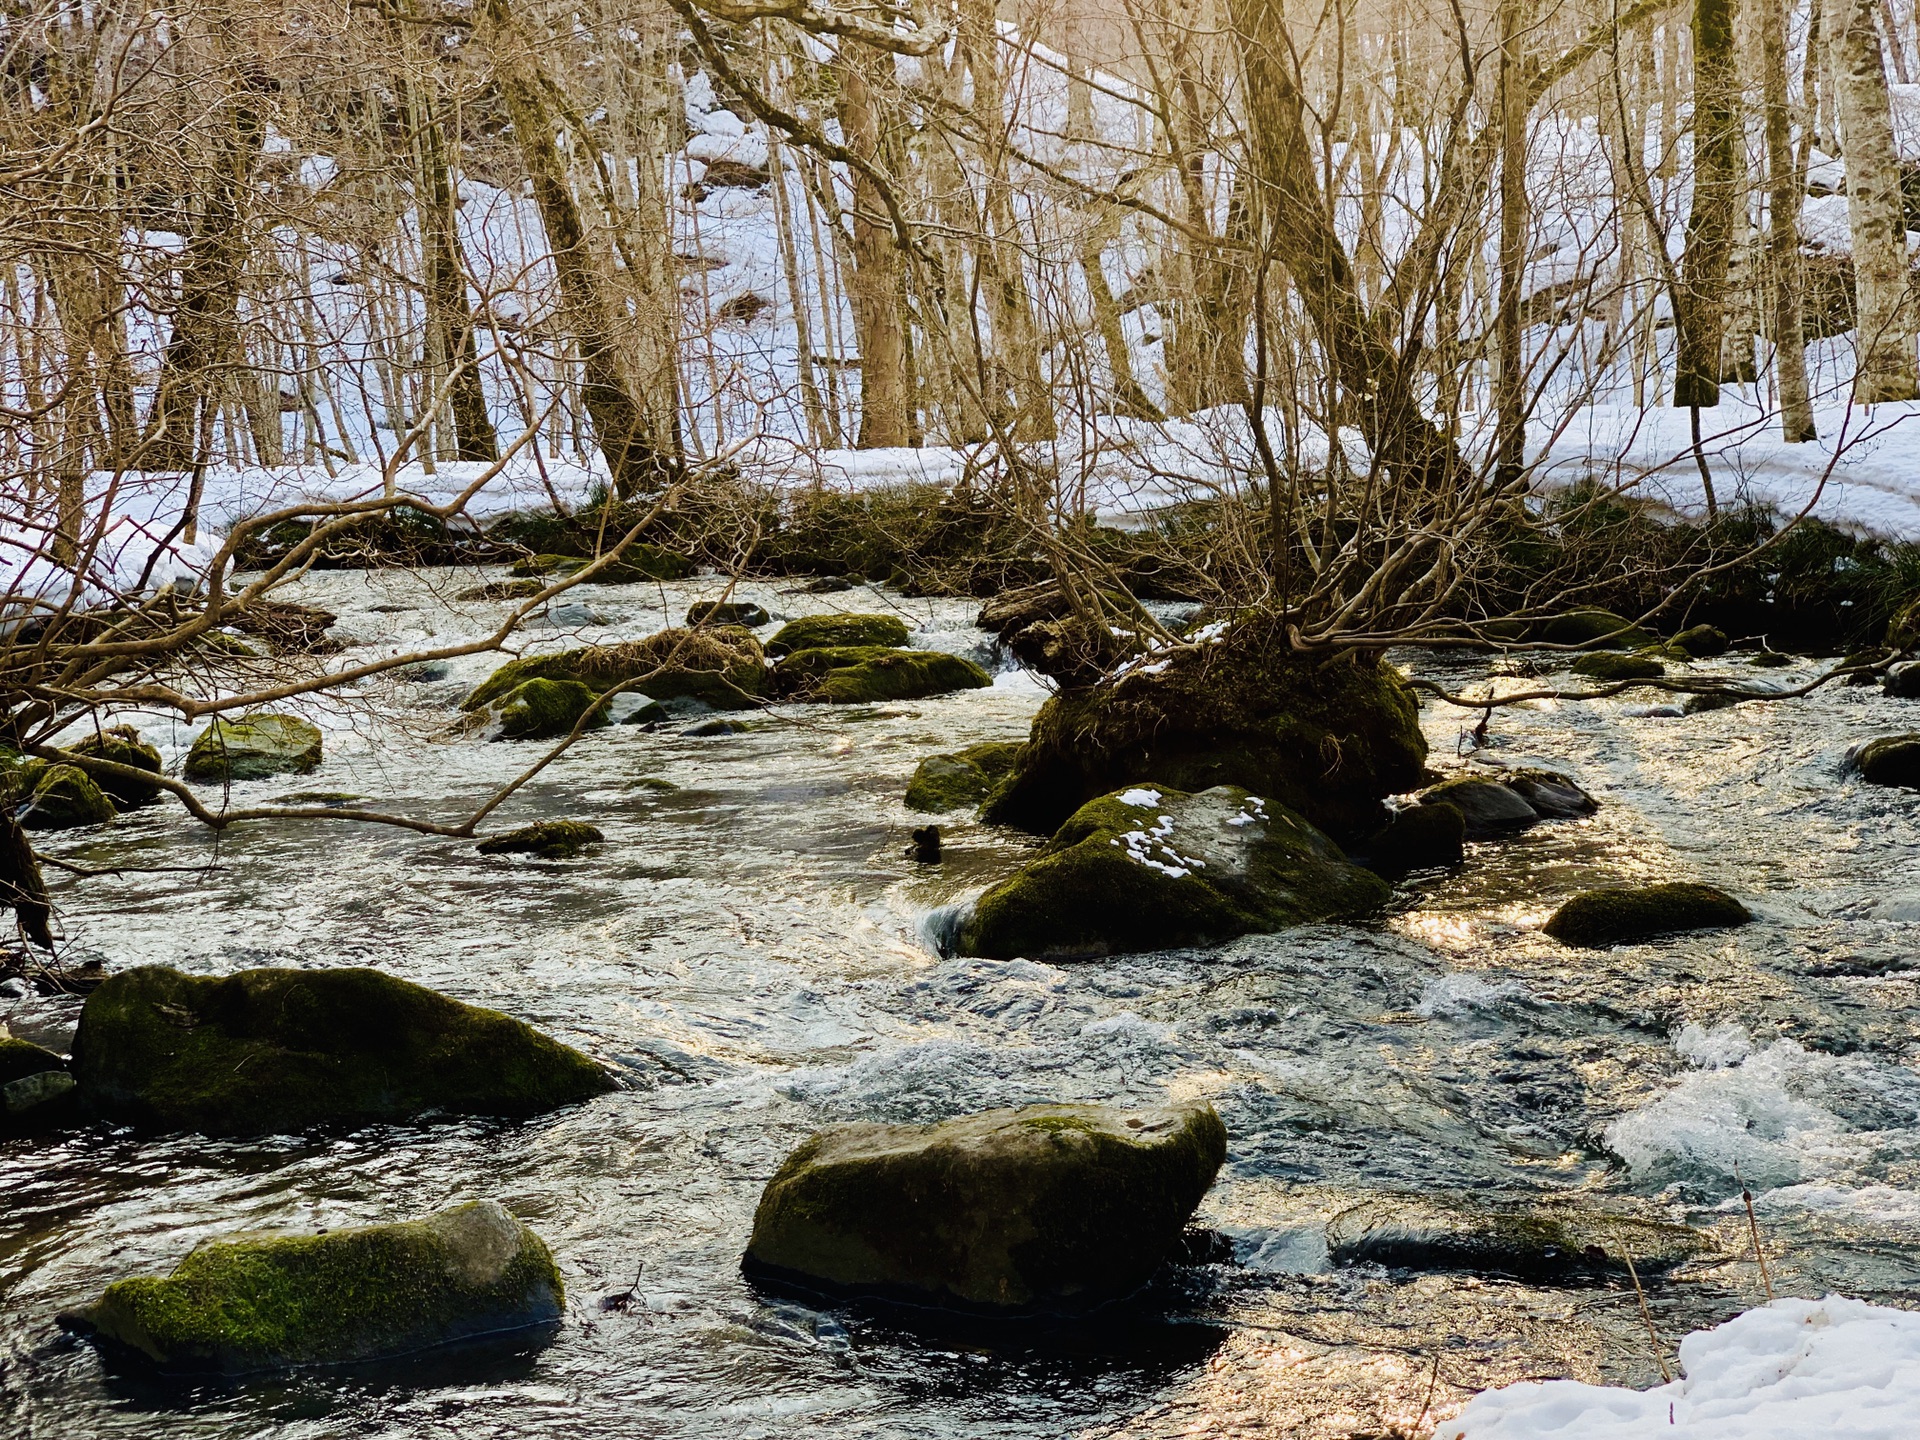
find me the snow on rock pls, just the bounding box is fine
[1439,1296,1920,1439]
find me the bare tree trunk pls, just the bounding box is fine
[1080,202,1163,420]
[1762,0,1817,438]
[833,47,910,448]
[413,85,498,461]
[1495,0,1529,484]
[1676,0,1742,407]
[1833,0,1919,400]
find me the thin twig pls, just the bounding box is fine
[1622,1249,1673,1383]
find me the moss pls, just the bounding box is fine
[765,612,910,657]
[773,646,992,703]
[507,544,691,583]
[1671,624,1730,658]
[455,579,544,602]
[743,1102,1227,1312]
[1854,734,1920,788]
[958,785,1389,961]
[687,600,771,627]
[1536,609,1656,650]
[183,715,323,783]
[1570,651,1665,682]
[981,633,1427,843]
[1543,882,1752,947]
[16,763,117,830]
[70,965,616,1134]
[490,679,611,741]
[67,1200,562,1372]
[68,726,164,809]
[476,821,605,858]
[463,629,766,713]
[1747,650,1794,667]
[0,1035,64,1085]
[905,741,1024,813]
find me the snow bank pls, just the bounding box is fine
[1440,1296,1920,1439]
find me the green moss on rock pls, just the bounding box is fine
[773,645,992,704]
[1538,610,1656,649]
[687,600,771,627]
[1671,624,1730,658]
[16,763,116,830]
[744,1101,1227,1311]
[1543,882,1752,947]
[958,784,1388,961]
[1851,734,1920,788]
[184,715,323,783]
[0,1035,64,1085]
[489,678,611,741]
[71,965,615,1134]
[508,545,691,583]
[765,612,910,657]
[476,821,605,858]
[905,741,1024,812]
[69,726,164,809]
[463,628,766,713]
[1570,651,1666,682]
[455,579,544,602]
[62,1199,563,1372]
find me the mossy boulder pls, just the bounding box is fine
[687,600,771,628]
[773,645,993,704]
[1325,1195,1709,1281]
[744,1101,1227,1312]
[905,741,1024,812]
[60,1199,562,1373]
[1537,610,1656,650]
[1570,651,1665,682]
[1884,662,1920,699]
[1670,624,1730,659]
[476,821,604,859]
[508,545,691,583]
[981,632,1427,843]
[68,726,164,809]
[1849,734,1920,788]
[70,965,615,1134]
[455,579,544,602]
[488,678,611,741]
[0,1034,64,1085]
[958,785,1389,961]
[765,612,910,657]
[1365,802,1465,876]
[463,629,766,713]
[1543,883,1752,948]
[184,714,323,783]
[15,763,116,830]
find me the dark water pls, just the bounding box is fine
[4,570,1918,1438]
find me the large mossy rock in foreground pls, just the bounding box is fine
[905,741,1024,812]
[184,714,323,783]
[1543,883,1751,948]
[773,645,993,704]
[959,785,1389,961]
[72,966,614,1134]
[61,1200,562,1373]
[463,628,765,714]
[765,612,910,657]
[980,635,1427,843]
[745,1102,1226,1312]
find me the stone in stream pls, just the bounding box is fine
[1325,1196,1710,1282]
[1365,801,1465,876]
[67,725,165,809]
[463,628,766,713]
[1884,662,1920,699]
[71,965,616,1134]
[487,677,611,741]
[59,1199,563,1373]
[905,741,1024,813]
[476,820,605,859]
[1,1033,76,1128]
[772,645,992,704]
[958,784,1388,961]
[507,545,692,583]
[1851,733,1920,788]
[1569,651,1665,682]
[0,1034,65,1085]
[1543,883,1752,948]
[744,1102,1227,1312]
[1415,769,1595,840]
[13,763,117,830]
[906,825,941,862]
[455,578,544,602]
[183,714,323,783]
[764,612,910,657]
[1669,624,1730,659]
[1534,609,1656,650]
[687,600,772,628]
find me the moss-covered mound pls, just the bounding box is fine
[765,612,910,657]
[1570,651,1666,682]
[1,1035,64,1085]
[1325,1195,1709,1281]
[744,1101,1226,1312]
[508,544,691,583]
[980,633,1427,842]
[1543,882,1752,947]
[69,726,165,809]
[959,785,1388,961]
[476,821,605,859]
[1538,610,1656,649]
[905,741,1024,812]
[463,628,766,713]
[16,763,116,830]
[1853,734,1920,787]
[773,645,992,704]
[1670,624,1730,658]
[455,579,544,602]
[71,965,615,1134]
[489,679,611,741]
[61,1199,563,1373]
[183,715,323,783]
[687,600,771,628]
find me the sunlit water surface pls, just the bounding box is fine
[4,569,1918,1438]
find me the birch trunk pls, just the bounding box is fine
[1762,0,1817,438]
[1675,0,1742,407]
[1495,0,1529,483]
[833,47,911,448]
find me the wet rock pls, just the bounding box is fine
[1747,649,1794,667]
[535,600,612,628]
[464,629,766,713]
[1849,733,1920,788]
[682,717,751,736]
[15,763,116,830]
[609,693,667,725]
[1366,801,1465,876]
[68,726,164,808]
[907,825,941,862]
[1670,624,1730,659]
[1884,662,1920,699]
[392,661,450,683]
[1504,769,1599,819]
[3,1067,76,1120]
[71,964,615,1134]
[1570,651,1665,682]
[773,645,992,704]
[905,741,1024,813]
[801,575,854,594]
[982,633,1426,844]
[455,579,544,602]
[1543,883,1752,948]
[183,714,323,783]
[765,612,910,657]
[59,1199,563,1373]
[1537,610,1656,650]
[743,1102,1227,1312]
[1325,1196,1710,1281]
[0,1034,64,1085]
[508,545,692,583]
[687,600,771,628]
[1417,777,1538,837]
[476,820,605,859]
[976,582,1151,688]
[958,784,1388,961]
[489,678,611,741]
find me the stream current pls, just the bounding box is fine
[3,568,1919,1437]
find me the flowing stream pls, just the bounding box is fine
[4,569,1919,1438]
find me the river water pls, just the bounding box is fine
[3,569,1918,1438]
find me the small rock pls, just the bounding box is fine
[455,579,544,602]
[1,1034,65,1085]
[391,661,450,683]
[1570,651,1665,682]
[801,576,855,594]
[1504,768,1598,819]
[608,693,667,725]
[1885,663,1920,698]
[1670,624,1730,659]
[905,741,1024,813]
[537,600,612,628]
[907,825,941,862]
[1326,1196,1709,1281]
[682,717,751,736]
[1747,650,1794,667]
[687,600,771,628]
[1537,610,1655,649]
[3,1068,75,1115]
[1416,777,1537,837]
[773,646,992,704]
[1367,802,1464,875]
[15,763,117,830]
[1543,882,1752,947]
[489,678,611,741]
[68,726,165,808]
[183,714,323,783]
[476,820,605,859]
[1849,733,1920,788]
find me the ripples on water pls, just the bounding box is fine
[3,571,1918,1437]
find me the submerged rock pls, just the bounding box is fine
[981,633,1427,843]
[3,1066,76,1120]
[476,821,605,859]
[1544,883,1752,948]
[765,612,910,657]
[68,726,164,809]
[744,1102,1227,1312]
[1326,1196,1709,1281]
[1416,769,1595,840]
[905,741,1024,812]
[489,678,611,741]
[1570,652,1665,682]
[183,714,323,783]
[687,600,771,628]
[463,629,766,713]
[60,1199,562,1373]
[1852,733,1920,788]
[71,965,615,1134]
[958,784,1388,961]
[773,645,992,704]
[15,763,116,830]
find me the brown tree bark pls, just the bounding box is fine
[1762,0,1816,439]
[833,46,911,448]
[1674,0,1742,407]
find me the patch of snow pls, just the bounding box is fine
[1117,788,1162,808]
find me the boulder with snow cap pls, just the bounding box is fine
[958,784,1388,960]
